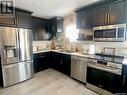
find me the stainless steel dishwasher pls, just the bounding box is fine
[71,55,87,83]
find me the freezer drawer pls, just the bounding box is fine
[2,61,33,87]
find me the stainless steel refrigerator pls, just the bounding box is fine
[0,27,33,87]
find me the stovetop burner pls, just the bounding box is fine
[95,53,124,64]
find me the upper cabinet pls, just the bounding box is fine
[94,0,126,26]
[76,0,127,28]
[76,9,94,29]
[0,18,15,27]
[0,8,32,28]
[49,17,64,39]
[15,10,32,29]
[109,0,126,24]
[32,17,51,41]
[94,5,108,26]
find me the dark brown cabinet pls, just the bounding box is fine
[109,0,126,24]
[94,0,126,26]
[32,17,51,41]
[33,52,50,72]
[76,0,127,27]
[0,18,15,26]
[33,52,71,76]
[76,9,94,29]
[0,8,32,28]
[15,11,32,28]
[49,17,63,39]
[121,64,127,93]
[51,52,71,76]
[94,5,108,26]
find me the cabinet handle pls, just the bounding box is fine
[105,13,108,24]
[98,85,103,88]
[39,55,45,58]
[123,75,126,86]
[108,13,110,23]
[16,17,19,25]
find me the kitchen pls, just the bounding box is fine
[0,0,127,95]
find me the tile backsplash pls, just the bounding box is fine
[79,41,127,56]
[33,41,51,51]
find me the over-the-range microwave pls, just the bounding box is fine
[93,24,127,42]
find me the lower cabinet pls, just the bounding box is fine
[121,64,127,93]
[33,52,50,72]
[33,52,71,76]
[61,54,71,76]
[51,52,71,76]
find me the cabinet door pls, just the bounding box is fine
[109,0,126,24]
[122,64,127,92]
[33,53,49,72]
[85,9,94,28]
[94,5,108,26]
[49,17,63,39]
[77,9,93,29]
[38,53,48,70]
[32,17,51,41]
[62,54,71,76]
[57,18,63,33]
[77,11,85,28]
[33,54,40,72]
[16,12,31,29]
[0,18,15,26]
[51,53,61,70]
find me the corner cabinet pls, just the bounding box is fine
[51,52,71,76]
[49,17,64,39]
[76,9,94,29]
[94,0,126,26]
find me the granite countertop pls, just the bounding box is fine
[33,49,94,58]
[33,50,127,64]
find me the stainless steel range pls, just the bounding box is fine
[86,53,124,94]
[87,54,123,75]
[0,27,33,87]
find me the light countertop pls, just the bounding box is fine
[33,50,127,64]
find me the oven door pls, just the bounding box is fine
[86,66,122,93]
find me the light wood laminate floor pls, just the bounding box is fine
[0,69,99,95]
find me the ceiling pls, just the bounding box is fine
[15,0,99,19]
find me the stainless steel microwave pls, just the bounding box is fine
[93,24,127,42]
